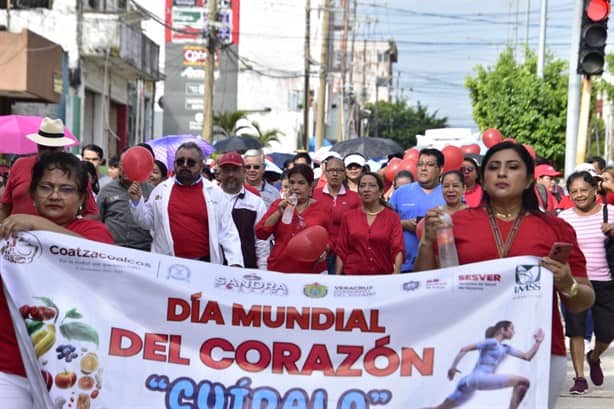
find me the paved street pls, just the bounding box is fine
[556,346,614,408]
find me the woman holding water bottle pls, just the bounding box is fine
[414,141,594,408]
[256,164,331,273]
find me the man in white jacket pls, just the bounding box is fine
[128,142,243,266]
[217,151,270,269]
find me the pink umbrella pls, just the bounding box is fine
[0,115,79,154]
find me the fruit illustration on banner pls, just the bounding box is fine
[55,369,77,389]
[20,296,104,402]
[32,323,56,358]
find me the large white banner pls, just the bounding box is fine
[1,231,552,409]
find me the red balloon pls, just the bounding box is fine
[441,145,464,173]
[121,146,155,182]
[286,225,329,263]
[399,159,417,179]
[404,148,419,162]
[523,144,536,159]
[384,158,403,183]
[482,128,503,148]
[460,143,480,154]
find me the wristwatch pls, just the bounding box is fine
[561,279,579,298]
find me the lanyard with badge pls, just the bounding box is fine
[486,207,526,258]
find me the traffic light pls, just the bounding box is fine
[578,0,611,75]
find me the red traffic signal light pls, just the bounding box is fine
[578,0,611,75]
[586,0,611,21]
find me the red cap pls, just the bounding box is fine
[218,151,244,167]
[535,164,562,178]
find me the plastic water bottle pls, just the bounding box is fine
[281,194,297,224]
[437,212,459,267]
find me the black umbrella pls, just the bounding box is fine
[268,152,295,169]
[214,135,263,153]
[330,137,403,159]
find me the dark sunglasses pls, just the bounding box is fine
[460,166,475,173]
[245,164,262,170]
[175,157,197,167]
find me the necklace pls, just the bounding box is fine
[363,207,384,216]
[490,206,519,220]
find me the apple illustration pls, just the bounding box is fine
[41,369,53,391]
[55,370,77,389]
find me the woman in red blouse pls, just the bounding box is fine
[0,151,113,408]
[256,164,331,273]
[415,142,594,408]
[335,172,404,275]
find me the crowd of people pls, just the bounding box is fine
[0,117,613,407]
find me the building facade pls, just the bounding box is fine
[0,0,161,158]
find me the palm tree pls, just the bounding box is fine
[212,110,249,139]
[243,121,284,148]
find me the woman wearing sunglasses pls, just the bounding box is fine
[460,155,482,208]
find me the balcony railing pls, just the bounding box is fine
[81,13,161,81]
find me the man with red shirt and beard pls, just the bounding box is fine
[128,142,243,266]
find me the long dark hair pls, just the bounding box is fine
[485,320,512,338]
[480,142,539,212]
[81,160,99,194]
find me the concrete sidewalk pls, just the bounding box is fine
[555,346,614,408]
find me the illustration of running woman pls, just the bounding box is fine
[425,321,544,409]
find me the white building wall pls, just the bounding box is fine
[0,0,79,67]
[237,0,325,152]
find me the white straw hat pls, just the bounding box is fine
[26,117,74,147]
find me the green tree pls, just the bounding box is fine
[213,110,249,138]
[365,100,448,149]
[465,47,568,168]
[242,121,284,148]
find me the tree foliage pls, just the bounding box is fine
[465,48,568,168]
[213,110,283,148]
[365,100,448,149]
[241,121,284,147]
[213,110,248,138]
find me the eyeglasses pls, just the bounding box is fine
[417,162,438,168]
[175,157,198,167]
[326,168,345,173]
[36,183,78,197]
[460,166,475,173]
[346,164,362,170]
[245,164,262,170]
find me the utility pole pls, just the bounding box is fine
[536,0,547,79]
[338,0,350,142]
[315,0,331,150]
[6,0,10,31]
[577,76,592,164]
[202,0,217,142]
[302,0,311,150]
[564,0,583,177]
[346,0,357,139]
[524,0,531,50]
[513,0,520,61]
